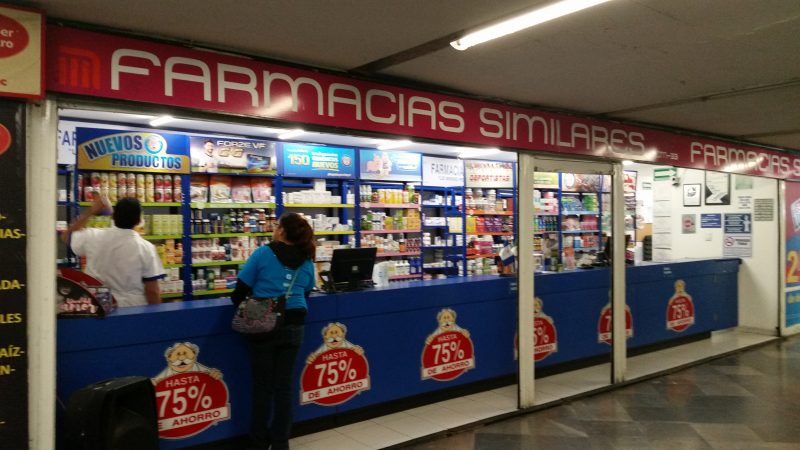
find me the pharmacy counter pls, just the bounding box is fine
[56,258,739,449]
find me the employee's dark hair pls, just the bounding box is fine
[278,212,315,261]
[113,198,142,229]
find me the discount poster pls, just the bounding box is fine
[784,182,800,327]
[300,322,370,406]
[151,342,230,440]
[421,308,475,381]
[666,280,695,332]
[514,297,558,362]
[282,143,355,179]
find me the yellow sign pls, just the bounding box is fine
[0,5,43,100]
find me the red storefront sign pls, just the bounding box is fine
[46,26,800,180]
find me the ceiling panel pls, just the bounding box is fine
[383,0,800,113]
[754,133,800,151]
[614,84,800,149]
[33,0,543,69]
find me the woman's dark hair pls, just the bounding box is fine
[113,198,142,229]
[278,213,315,260]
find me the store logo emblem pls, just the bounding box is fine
[0,123,11,157]
[144,135,166,154]
[56,46,101,90]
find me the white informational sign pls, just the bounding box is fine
[754,198,774,221]
[723,213,753,257]
[57,122,77,165]
[738,195,753,210]
[464,161,514,188]
[422,156,464,187]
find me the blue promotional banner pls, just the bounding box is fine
[700,213,722,228]
[76,128,190,174]
[359,149,422,182]
[190,137,276,174]
[281,143,355,179]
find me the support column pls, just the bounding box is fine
[27,99,58,450]
[611,163,627,383]
[517,153,536,407]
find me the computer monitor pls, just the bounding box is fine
[328,247,378,291]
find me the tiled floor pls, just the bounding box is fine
[289,329,778,449]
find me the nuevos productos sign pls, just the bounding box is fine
[77,128,190,174]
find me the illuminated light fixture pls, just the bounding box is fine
[148,115,174,127]
[376,140,412,150]
[621,160,634,166]
[450,0,613,51]
[277,129,305,140]
[458,148,500,159]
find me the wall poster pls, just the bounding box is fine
[705,172,731,205]
[784,182,800,327]
[0,100,27,449]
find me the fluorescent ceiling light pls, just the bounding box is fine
[376,140,412,150]
[277,129,305,140]
[148,115,174,127]
[458,148,500,159]
[451,0,613,51]
[621,160,634,166]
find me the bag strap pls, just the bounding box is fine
[283,268,301,297]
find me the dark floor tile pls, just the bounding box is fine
[472,432,525,450]
[748,422,800,443]
[639,421,704,440]
[622,406,690,422]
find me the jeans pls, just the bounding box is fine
[247,324,304,450]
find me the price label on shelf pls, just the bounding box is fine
[666,280,695,332]
[154,371,230,439]
[300,348,370,406]
[421,331,475,381]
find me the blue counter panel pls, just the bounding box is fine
[56,259,739,449]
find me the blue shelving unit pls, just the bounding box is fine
[419,185,465,278]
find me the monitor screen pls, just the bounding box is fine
[329,248,378,290]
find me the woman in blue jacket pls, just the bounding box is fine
[232,213,316,450]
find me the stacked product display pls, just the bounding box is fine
[530,172,617,272]
[79,172,182,204]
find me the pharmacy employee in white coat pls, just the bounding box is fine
[61,196,165,307]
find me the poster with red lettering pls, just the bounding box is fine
[514,298,558,362]
[300,322,370,406]
[421,308,475,381]
[533,298,558,362]
[597,303,633,344]
[151,342,230,440]
[666,280,695,332]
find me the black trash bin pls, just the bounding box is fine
[64,376,159,450]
